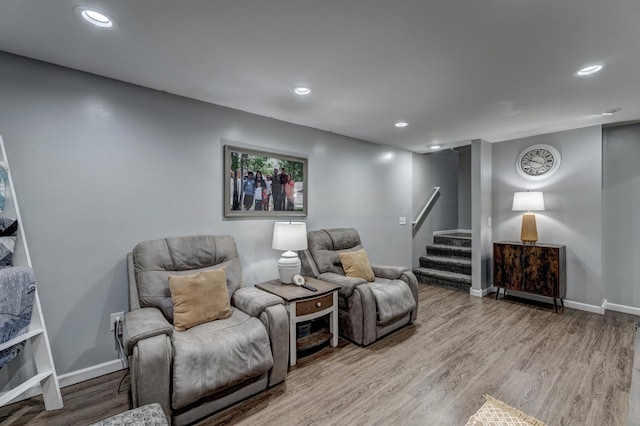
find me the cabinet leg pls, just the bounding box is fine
[553,298,558,313]
[495,288,500,300]
[560,298,564,308]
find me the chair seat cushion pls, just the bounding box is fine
[369,278,416,325]
[170,308,273,409]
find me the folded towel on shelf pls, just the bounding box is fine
[0,266,36,368]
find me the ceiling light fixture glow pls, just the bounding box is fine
[430,145,441,150]
[292,85,312,95]
[74,6,115,28]
[602,108,622,116]
[575,65,603,76]
[394,121,410,128]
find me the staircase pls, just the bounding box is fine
[414,232,472,292]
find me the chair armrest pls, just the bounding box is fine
[259,304,289,386]
[130,334,172,417]
[124,308,173,355]
[398,270,419,322]
[232,287,284,317]
[370,265,418,323]
[317,272,366,298]
[371,264,409,280]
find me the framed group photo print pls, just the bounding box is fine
[224,145,308,218]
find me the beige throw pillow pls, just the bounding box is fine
[339,249,375,282]
[169,267,232,331]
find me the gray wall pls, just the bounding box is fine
[0,52,413,383]
[411,150,459,267]
[603,123,640,308]
[491,126,603,306]
[456,145,472,229]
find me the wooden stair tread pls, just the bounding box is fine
[425,244,471,252]
[414,267,472,283]
[419,255,471,265]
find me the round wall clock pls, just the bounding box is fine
[516,144,561,181]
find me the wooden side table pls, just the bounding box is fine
[256,277,339,366]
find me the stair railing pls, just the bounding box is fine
[412,186,440,230]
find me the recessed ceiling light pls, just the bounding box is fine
[394,121,410,128]
[602,108,622,116]
[575,65,603,76]
[292,85,312,95]
[74,6,115,28]
[430,145,441,150]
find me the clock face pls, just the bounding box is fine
[516,144,561,181]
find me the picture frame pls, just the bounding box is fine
[224,145,308,218]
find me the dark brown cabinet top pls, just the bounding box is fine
[495,241,565,249]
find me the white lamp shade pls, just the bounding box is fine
[512,191,545,211]
[272,222,308,251]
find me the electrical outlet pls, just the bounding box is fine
[110,312,124,331]
[399,216,407,225]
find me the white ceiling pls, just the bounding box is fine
[1,0,639,153]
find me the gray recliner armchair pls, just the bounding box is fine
[300,228,418,346]
[123,235,289,425]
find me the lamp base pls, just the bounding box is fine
[278,250,301,284]
[520,213,538,244]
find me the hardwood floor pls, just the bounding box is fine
[1,285,637,425]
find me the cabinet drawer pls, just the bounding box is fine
[296,294,333,316]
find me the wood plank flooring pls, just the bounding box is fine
[1,285,637,426]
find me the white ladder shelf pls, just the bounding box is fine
[0,136,63,410]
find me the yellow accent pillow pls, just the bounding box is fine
[169,268,232,331]
[339,249,375,282]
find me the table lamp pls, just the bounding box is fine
[272,221,308,283]
[512,191,545,244]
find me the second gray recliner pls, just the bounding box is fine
[300,228,418,346]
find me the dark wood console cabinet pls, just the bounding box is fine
[493,241,566,312]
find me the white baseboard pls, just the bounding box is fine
[564,299,606,315]
[476,290,640,316]
[1,358,126,405]
[470,287,493,297]
[483,288,606,314]
[604,300,640,316]
[58,358,126,388]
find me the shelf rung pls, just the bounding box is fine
[0,371,52,406]
[0,328,43,352]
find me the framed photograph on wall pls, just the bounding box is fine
[224,145,308,218]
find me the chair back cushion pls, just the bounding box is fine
[307,228,364,275]
[131,235,242,322]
